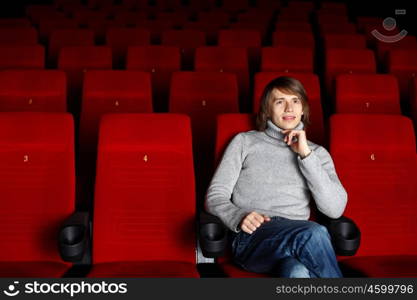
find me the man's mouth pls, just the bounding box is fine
[282,116,296,121]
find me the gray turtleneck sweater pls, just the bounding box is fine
[205,120,348,233]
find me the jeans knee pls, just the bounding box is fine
[305,223,330,240]
[279,257,311,278]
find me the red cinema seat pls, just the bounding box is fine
[0,28,38,45]
[80,70,152,156]
[330,114,417,277]
[387,49,417,102]
[58,46,112,113]
[274,21,312,33]
[195,46,249,111]
[279,7,311,22]
[0,18,32,28]
[88,113,199,277]
[133,19,174,44]
[0,112,75,277]
[323,33,367,50]
[376,35,417,65]
[335,74,400,114]
[106,28,150,68]
[49,29,95,67]
[25,5,64,25]
[261,46,313,73]
[0,45,44,70]
[253,72,325,146]
[272,31,314,50]
[218,29,262,71]
[169,71,239,171]
[411,78,417,135]
[126,45,180,112]
[325,48,376,97]
[221,0,249,13]
[319,22,357,36]
[39,18,79,43]
[161,29,206,70]
[0,70,66,112]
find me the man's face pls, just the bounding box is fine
[269,88,304,130]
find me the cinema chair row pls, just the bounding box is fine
[0,112,416,277]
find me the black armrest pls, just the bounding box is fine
[58,211,90,262]
[199,211,228,258]
[319,215,361,256]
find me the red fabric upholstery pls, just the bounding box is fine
[126,45,180,111]
[272,31,314,49]
[335,74,401,114]
[80,70,152,155]
[88,261,199,278]
[330,114,417,259]
[253,72,325,145]
[195,46,250,106]
[162,29,206,69]
[170,71,239,168]
[323,33,367,50]
[0,18,31,28]
[339,256,417,278]
[319,22,357,36]
[0,70,66,112]
[0,28,38,45]
[274,21,311,33]
[261,46,313,73]
[325,48,376,96]
[39,18,78,42]
[376,35,417,64]
[58,46,112,112]
[0,45,44,70]
[218,29,262,70]
[387,49,417,100]
[106,28,150,67]
[49,29,94,66]
[91,114,197,277]
[0,112,75,277]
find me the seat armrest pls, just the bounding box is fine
[58,211,90,262]
[320,215,361,256]
[199,211,228,258]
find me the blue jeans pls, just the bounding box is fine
[231,216,343,278]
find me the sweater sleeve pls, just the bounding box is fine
[297,146,348,219]
[205,133,250,232]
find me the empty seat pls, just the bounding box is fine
[323,33,367,50]
[195,46,249,111]
[0,112,75,277]
[88,113,199,277]
[106,28,150,68]
[411,78,417,131]
[58,46,112,113]
[261,46,313,73]
[376,36,417,65]
[0,18,32,28]
[387,49,417,103]
[0,45,44,70]
[221,0,249,13]
[279,7,311,22]
[133,19,174,44]
[0,28,38,45]
[335,74,400,114]
[85,19,121,44]
[156,12,190,28]
[113,11,148,26]
[126,45,181,112]
[253,72,325,145]
[218,29,262,71]
[39,18,79,42]
[330,114,417,277]
[161,30,206,69]
[325,49,376,96]
[0,70,66,112]
[272,31,315,50]
[319,22,357,35]
[80,70,152,156]
[169,71,239,170]
[25,5,64,25]
[274,21,312,33]
[49,29,95,67]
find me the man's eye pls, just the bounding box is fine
[276,100,283,105]
[293,99,300,103]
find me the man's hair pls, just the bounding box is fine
[256,76,310,131]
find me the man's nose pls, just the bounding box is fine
[285,102,293,112]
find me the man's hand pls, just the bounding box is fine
[240,212,271,234]
[282,129,312,158]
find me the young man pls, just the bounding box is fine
[205,76,347,278]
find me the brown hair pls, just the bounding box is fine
[256,76,310,131]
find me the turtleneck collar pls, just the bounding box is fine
[265,119,304,141]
